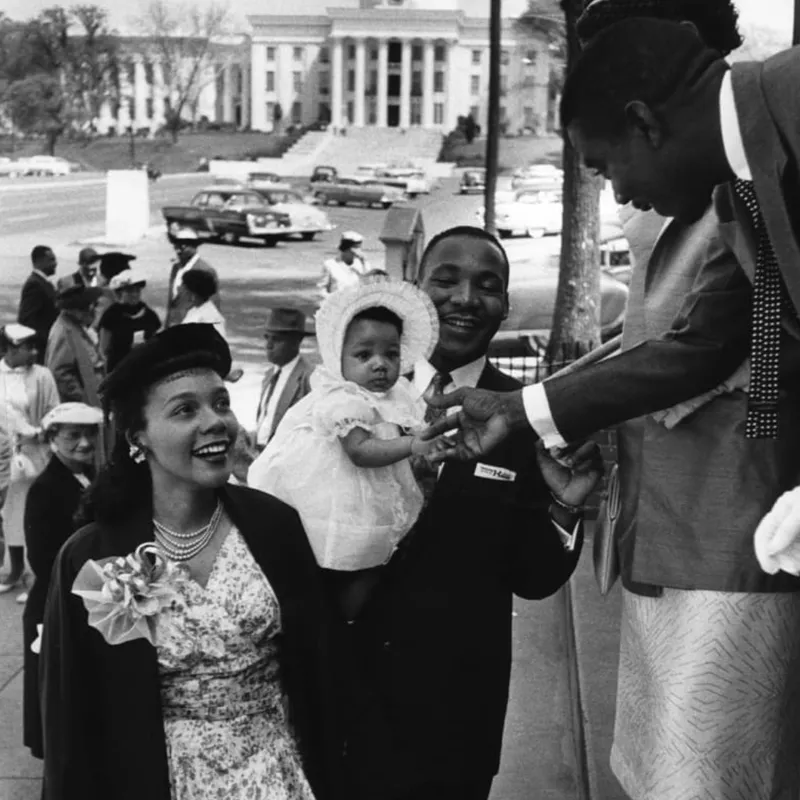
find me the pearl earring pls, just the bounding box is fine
[128,443,146,464]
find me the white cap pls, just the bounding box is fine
[109,269,147,291]
[170,225,199,241]
[3,324,37,346]
[41,402,104,431]
[340,231,364,246]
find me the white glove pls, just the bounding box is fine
[754,487,800,575]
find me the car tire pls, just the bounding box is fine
[381,201,392,209]
[221,232,239,245]
[301,232,316,241]
[407,193,418,200]
[527,227,545,239]
[337,200,346,206]
[498,229,511,239]
[263,237,278,248]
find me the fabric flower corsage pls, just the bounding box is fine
[754,487,800,576]
[72,543,186,646]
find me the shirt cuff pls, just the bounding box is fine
[521,383,567,448]
[552,517,581,552]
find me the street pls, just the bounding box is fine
[0,172,625,800]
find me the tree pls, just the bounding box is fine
[133,0,231,143]
[5,73,66,153]
[548,0,603,361]
[517,0,601,362]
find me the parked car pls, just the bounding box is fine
[19,155,76,176]
[488,251,629,357]
[247,171,292,191]
[249,187,334,241]
[312,176,405,209]
[0,157,18,177]
[512,164,563,181]
[477,187,563,238]
[310,165,339,184]
[162,187,293,247]
[460,168,486,194]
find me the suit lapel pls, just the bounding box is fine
[256,365,277,426]
[731,60,800,315]
[271,361,303,439]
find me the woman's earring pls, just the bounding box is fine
[128,442,146,464]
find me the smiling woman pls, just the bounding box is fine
[38,324,345,800]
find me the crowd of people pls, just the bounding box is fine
[3,0,800,799]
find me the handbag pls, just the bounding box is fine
[593,463,621,596]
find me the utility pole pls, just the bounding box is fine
[484,0,502,236]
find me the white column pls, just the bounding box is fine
[377,38,388,127]
[222,63,235,123]
[423,39,435,128]
[354,38,366,127]
[152,58,165,127]
[331,36,343,128]
[445,41,459,130]
[241,61,251,128]
[134,57,147,129]
[400,38,411,128]
[251,42,267,131]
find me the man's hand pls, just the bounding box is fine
[421,387,529,460]
[536,440,603,509]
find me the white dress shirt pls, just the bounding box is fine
[521,69,752,448]
[256,354,300,446]
[182,301,227,340]
[32,269,54,285]
[414,356,578,550]
[172,254,199,299]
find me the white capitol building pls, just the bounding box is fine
[100,0,552,137]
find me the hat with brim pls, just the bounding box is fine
[78,247,101,267]
[99,252,137,282]
[170,226,200,243]
[109,269,147,292]
[100,324,231,407]
[57,285,104,312]
[41,402,104,431]
[316,276,439,377]
[339,230,364,250]
[2,323,37,346]
[264,307,313,337]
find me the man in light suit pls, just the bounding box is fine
[18,245,58,364]
[253,308,314,450]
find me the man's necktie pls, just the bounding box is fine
[260,368,281,421]
[734,178,782,439]
[415,371,452,500]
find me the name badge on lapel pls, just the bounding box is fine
[474,463,516,482]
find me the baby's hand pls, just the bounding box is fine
[411,434,458,463]
[754,486,800,575]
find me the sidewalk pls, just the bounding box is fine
[0,529,627,800]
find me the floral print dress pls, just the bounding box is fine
[153,528,316,800]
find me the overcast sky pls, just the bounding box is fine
[0,0,794,42]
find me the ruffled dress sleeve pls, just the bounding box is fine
[312,384,379,440]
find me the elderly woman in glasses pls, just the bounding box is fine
[22,402,103,760]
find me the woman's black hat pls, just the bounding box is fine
[181,268,218,301]
[100,324,232,405]
[99,252,137,282]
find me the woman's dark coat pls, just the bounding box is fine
[40,484,345,800]
[22,455,85,759]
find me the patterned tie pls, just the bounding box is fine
[414,371,452,500]
[734,179,782,439]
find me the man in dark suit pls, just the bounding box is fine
[427,22,800,458]
[72,248,101,287]
[353,226,603,800]
[253,308,314,449]
[18,245,58,363]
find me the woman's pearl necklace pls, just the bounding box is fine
[153,501,223,562]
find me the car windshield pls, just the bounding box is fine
[227,194,263,208]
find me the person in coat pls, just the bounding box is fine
[166,228,220,326]
[0,324,60,600]
[18,245,58,364]
[353,227,603,800]
[45,283,105,406]
[22,402,103,759]
[254,307,315,449]
[39,324,346,800]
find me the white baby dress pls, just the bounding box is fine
[251,367,425,571]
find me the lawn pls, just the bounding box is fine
[1,131,294,174]
[441,134,564,173]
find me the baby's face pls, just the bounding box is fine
[341,319,401,393]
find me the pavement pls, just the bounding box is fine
[0,528,628,800]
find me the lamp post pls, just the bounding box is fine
[484,0,502,236]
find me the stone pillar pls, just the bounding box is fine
[423,39,435,128]
[377,38,388,127]
[134,57,148,129]
[354,38,366,127]
[223,63,235,123]
[251,42,267,131]
[400,38,411,129]
[241,61,251,128]
[151,58,165,128]
[445,41,459,130]
[331,36,343,128]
